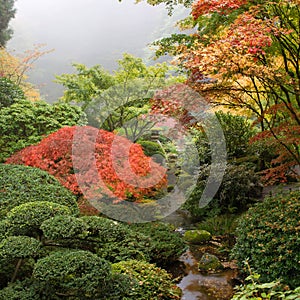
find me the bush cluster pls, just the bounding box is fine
[112,260,182,299]
[130,222,187,266]
[0,77,25,109]
[0,164,79,218]
[183,163,262,220]
[0,211,183,298]
[0,164,184,298]
[231,191,300,288]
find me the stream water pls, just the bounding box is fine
[163,211,237,300]
[177,249,235,300]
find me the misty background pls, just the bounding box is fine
[7,0,187,102]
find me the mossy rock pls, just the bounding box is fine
[198,253,223,272]
[183,229,211,244]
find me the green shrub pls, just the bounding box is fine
[197,214,239,236]
[80,216,134,243]
[5,201,73,237]
[232,272,300,300]
[0,99,86,161]
[0,279,51,300]
[94,230,150,263]
[33,250,111,298]
[41,216,87,240]
[112,260,182,300]
[43,216,150,263]
[129,222,187,266]
[231,191,300,288]
[0,164,79,218]
[194,111,255,164]
[137,140,165,157]
[0,274,134,300]
[0,77,25,109]
[215,111,254,159]
[0,236,41,259]
[42,216,186,266]
[41,215,149,263]
[183,163,262,220]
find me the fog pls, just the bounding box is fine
[7,0,186,102]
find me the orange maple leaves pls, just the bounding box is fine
[6,126,167,202]
[192,0,248,19]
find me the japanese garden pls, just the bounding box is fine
[0,0,299,299]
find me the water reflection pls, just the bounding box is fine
[178,250,235,300]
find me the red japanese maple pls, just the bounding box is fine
[6,126,167,202]
[150,83,209,131]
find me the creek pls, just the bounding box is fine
[177,249,236,300]
[163,211,238,300]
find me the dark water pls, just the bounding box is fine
[178,250,235,300]
[7,0,188,102]
[162,211,236,300]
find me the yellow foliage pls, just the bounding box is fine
[0,45,51,101]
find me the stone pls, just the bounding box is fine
[198,253,223,272]
[183,230,211,244]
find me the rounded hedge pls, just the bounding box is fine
[41,215,87,240]
[137,140,164,157]
[0,236,41,259]
[0,164,79,218]
[5,201,73,237]
[231,191,300,288]
[130,222,187,266]
[112,260,182,300]
[33,250,111,297]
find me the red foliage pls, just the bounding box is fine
[251,122,300,184]
[150,83,208,130]
[6,126,167,203]
[226,11,272,55]
[192,0,248,19]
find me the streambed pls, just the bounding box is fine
[177,249,236,300]
[163,210,238,300]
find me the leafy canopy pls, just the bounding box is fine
[56,54,184,137]
[151,0,300,183]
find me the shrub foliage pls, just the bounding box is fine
[231,191,300,288]
[112,260,182,300]
[0,164,79,218]
[183,163,262,220]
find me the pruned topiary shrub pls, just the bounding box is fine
[33,250,111,298]
[0,279,50,300]
[4,201,73,237]
[112,260,182,300]
[130,222,187,266]
[231,191,300,288]
[0,164,79,219]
